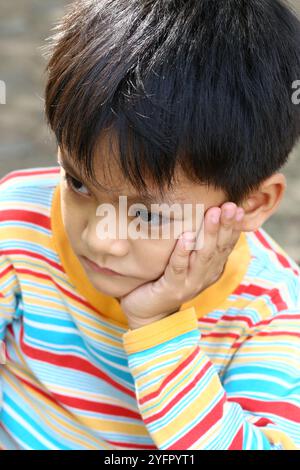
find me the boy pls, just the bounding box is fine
[0,0,300,450]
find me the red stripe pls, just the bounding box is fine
[227,396,300,423]
[268,289,289,311]
[143,357,213,421]
[235,284,288,311]
[2,250,63,272]
[255,417,275,427]
[20,267,90,304]
[167,393,227,450]
[202,331,240,340]
[17,267,64,279]
[143,357,213,426]
[51,393,141,419]
[231,342,244,349]
[107,441,156,450]
[198,317,218,325]
[0,168,59,185]
[0,263,14,278]
[13,370,140,419]
[255,331,300,339]
[228,426,244,449]
[1,252,104,315]
[235,283,270,296]
[8,370,64,406]
[6,324,13,335]
[0,210,51,230]
[1,257,100,315]
[239,283,266,296]
[220,315,254,327]
[0,373,157,449]
[19,324,135,399]
[232,315,300,348]
[1,255,111,325]
[273,253,291,269]
[16,266,106,316]
[253,313,300,329]
[254,230,292,270]
[140,346,201,405]
[267,314,300,321]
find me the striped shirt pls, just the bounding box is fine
[0,166,300,450]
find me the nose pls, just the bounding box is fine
[81,212,130,258]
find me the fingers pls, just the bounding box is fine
[161,201,245,287]
[194,207,222,256]
[190,202,244,268]
[217,203,244,252]
[164,231,196,282]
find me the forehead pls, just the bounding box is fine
[58,144,227,208]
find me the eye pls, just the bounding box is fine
[64,173,91,197]
[135,209,170,226]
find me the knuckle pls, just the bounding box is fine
[172,264,186,275]
[217,245,232,255]
[220,222,232,230]
[199,251,215,263]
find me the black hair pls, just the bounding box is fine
[43,0,300,204]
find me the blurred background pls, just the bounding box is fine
[0,0,299,262]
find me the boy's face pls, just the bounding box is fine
[57,145,228,299]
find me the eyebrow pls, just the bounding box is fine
[58,156,178,206]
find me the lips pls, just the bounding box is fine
[81,256,122,276]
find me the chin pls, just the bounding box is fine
[88,275,141,297]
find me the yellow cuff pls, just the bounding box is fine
[123,307,198,354]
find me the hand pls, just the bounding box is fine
[120,202,245,329]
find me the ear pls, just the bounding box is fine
[239,173,287,232]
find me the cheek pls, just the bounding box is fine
[135,238,176,277]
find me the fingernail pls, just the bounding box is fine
[211,212,221,224]
[224,206,235,219]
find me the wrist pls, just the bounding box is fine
[127,309,180,330]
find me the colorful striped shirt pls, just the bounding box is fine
[0,166,300,450]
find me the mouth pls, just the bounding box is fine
[80,256,124,276]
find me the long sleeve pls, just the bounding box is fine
[122,307,300,450]
[0,255,21,411]
[0,172,22,345]
[0,255,20,341]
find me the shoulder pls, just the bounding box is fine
[0,165,60,196]
[0,166,60,244]
[0,166,60,211]
[245,228,299,273]
[242,228,300,312]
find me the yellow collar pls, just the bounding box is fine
[50,183,251,326]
